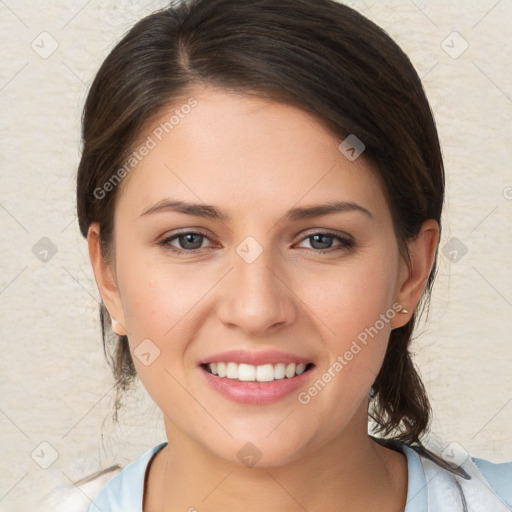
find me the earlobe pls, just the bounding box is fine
[391,219,440,329]
[87,223,127,336]
[111,318,127,337]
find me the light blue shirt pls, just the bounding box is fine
[87,441,512,511]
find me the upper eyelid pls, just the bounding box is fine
[160,229,353,248]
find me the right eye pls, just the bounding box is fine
[159,231,214,254]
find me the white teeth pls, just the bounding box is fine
[217,362,227,377]
[206,361,310,382]
[226,362,238,379]
[285,363,296,378]
[296,363,306,375]
[238,363,256,381]
[274,363,286,379]
[256,364,274,382]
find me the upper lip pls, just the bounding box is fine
[200,349,313,366]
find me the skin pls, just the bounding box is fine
[88,86,439,511]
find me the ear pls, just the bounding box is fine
[391,219,440,329]
[87,223,127,336]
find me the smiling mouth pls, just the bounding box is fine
[201,362,315,383]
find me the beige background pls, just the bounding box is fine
[0,1,511,510]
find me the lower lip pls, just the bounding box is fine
[200,365,314,405]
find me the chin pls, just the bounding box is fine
[203,431,312,469]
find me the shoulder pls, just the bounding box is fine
[86,442,168,512]
[472,456,512,507]
[399,442,512,511]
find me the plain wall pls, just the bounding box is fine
[0,1,511,510]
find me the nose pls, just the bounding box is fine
[216,242,297,337]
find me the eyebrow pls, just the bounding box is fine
[139,199,373,222]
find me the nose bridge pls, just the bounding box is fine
[218,235,295,334]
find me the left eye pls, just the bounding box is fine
[296,232,355,252]
[159,231,354,254]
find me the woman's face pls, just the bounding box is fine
[99,87,411,466]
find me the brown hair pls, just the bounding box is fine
[77,0,454,471]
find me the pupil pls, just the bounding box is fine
[182,234,202,249]
[312,234,331,249]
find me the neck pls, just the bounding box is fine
[145,411,408,512]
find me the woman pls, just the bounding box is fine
[77,0,512,510]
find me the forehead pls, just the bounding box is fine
[116,87,388,222]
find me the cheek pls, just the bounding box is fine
[115,240,199,334]
[300,250,399,342]
[115,258,210,381]
[116,267,199,410]
[295,251,399,403]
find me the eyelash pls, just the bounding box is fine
[158,230,355,255]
